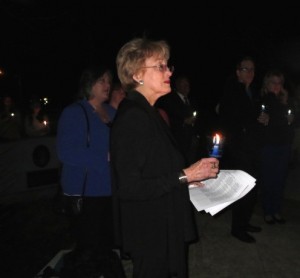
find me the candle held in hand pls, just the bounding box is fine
[210,133,221,158]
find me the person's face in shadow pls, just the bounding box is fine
[91,72,112,103]
[236,60,255,87]
[111,87,126,107]
[176,78,190,96]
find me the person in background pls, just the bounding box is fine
[0,95,22,142]
[155,74,199,163]
[111,37,219,278]
[108,81,126,110]
[289,83,300,168]
[218,56,268,243]
[259,70,295,224]
[56,65,119,276]
[24,98,50,137]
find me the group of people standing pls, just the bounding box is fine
[56,38,218,278]
[0,95,50,141]
[56,37,297,278]
[218,56,296,244]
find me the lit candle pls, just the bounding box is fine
[210,133,221,158]
[287,109,292,125]
[261,104,266,113]
[43,120,47,126]
[193,111,197,118]
[10,113,15,117]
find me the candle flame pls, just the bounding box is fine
[288,109,292,115]
[193,111,197,117]
[43,120,47,126]
[213,133,220,144]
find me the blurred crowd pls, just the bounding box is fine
[0,95,54,142]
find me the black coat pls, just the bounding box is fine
[218,79,262,176]
[261,92,295,146]
[155,91,196,161]
[111,91,197,275]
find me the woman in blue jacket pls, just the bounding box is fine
[57,65,116,259]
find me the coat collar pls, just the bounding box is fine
[127,90,181,151]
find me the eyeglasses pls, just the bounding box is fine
[142,64,175,73]
[239,67,255,73]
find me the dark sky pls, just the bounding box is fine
[1,2,300,109]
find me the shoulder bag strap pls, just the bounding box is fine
[77,102,90,196]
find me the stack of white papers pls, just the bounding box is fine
[188,170,256,216]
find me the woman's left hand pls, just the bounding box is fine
[183,157,219,183]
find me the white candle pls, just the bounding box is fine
[287,109,292,125]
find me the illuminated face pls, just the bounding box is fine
[137,56,173,100]
[267,76,283,95]
[237,60,255,87]
[91,72,111,102]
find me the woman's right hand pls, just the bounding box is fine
[183,157,219,184]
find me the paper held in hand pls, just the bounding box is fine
[188,170,256,216]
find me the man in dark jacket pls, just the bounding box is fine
[218,56,268,243]
[155,75,199,163]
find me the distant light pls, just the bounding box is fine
[41,97,49,105]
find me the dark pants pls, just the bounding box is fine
[231,186,257,232]
[222,141,259,233]
[70,196,114,254]
[132,251,169,278]
[260,144,291,215]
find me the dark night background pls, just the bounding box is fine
[1,2,300,115]
[1,3,300,277]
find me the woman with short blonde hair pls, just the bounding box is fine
[111,37,219,277]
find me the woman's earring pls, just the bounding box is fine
[138,80,144,85]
